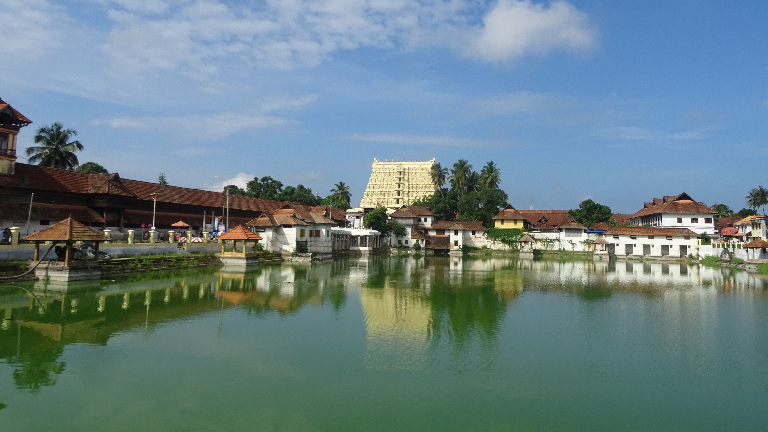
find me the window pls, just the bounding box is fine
[666,236,673,240]
[398,240,402,245]
[395,199,399,204]
[472,231,476,235]
[691,218,698,223]
[684,236,690,240]
[423,218,427,222]
[315,230,320,237]
[648,235,654,239]
[300,229,306,237]
[705,218,712,223]
[309,230,314,237]
[454,240,459,246]
[613,235,619,239]
[454,230,459,235]
[677,218,682,223]
[405,240,408,245]
[630,235,636,239]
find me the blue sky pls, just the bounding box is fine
[2,0,766,214]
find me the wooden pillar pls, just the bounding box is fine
[243,241,247,256]
[221,241,225,254]
[65,242,72,266]
[34,242,39,261]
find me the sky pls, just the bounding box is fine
[2,0,766,214]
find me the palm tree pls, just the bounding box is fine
[450,159,473,193]
[479,161,501,189]
[746,186,768,215]
[26,122,83,170]
[430,163,448,195]
[330,181,351,206]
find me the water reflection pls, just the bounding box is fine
[2,256,768,393]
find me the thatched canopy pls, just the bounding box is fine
[171,220,191,227]
[592,236,609,244]
[518,234,535,243]
[24,217,109,242]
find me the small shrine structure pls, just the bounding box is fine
[216,225,262,268]
[592,236,610,260]
[23,216,110,281]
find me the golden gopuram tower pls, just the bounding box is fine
[359,158,436,209]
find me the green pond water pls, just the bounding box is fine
[1,256,768,431]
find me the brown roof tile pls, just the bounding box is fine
[423,234,450,250]
[630,193,714,218]
[744,239,768,248]
[0,97,32,124]
[0,202,104,224]
[24,217,110,242]
[604,227,699,237]
[217,225,263,240]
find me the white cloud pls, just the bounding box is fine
[209,172,255,191]
[345,133,498,147]
[466,0,597,63]
[470,91,552,116]
[0,0,63,59]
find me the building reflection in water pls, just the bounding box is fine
[2,256,768,390]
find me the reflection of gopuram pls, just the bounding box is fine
[359,158,436,209]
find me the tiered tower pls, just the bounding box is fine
[359,158,436,209]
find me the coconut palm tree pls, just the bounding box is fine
[26,122,84,170]
[450,159,473,193]
[430,162,448,194]
[330,181,351,206]
[746,186,768,215]
[479,161,501,189]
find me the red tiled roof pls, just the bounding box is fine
[612,214,632,225]
[516,210,574,230]
[720,227,738,236]
[492,208,526,220]
[589,221,612,231]
[217,225,263,240]
[630,193,714,218]
[0,97,32,124]
[429,220,486,231]
[592,236,609,244]
[23,217,109,242]
[519,234,535,243]
[604,227,699,237]
[246,214,278,227]
[717,216,741,231]
[423,234,450,250]
[0,202,104,224]
[744,239,768,248]
[559,221,586,230]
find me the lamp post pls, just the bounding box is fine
[150,193,157,230]
[25,192,34,235]
[215,176,230,231]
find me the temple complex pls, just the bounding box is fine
[359,158,436,209]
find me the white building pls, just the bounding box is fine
[388,205,435,248]
[424,220,487,251]
[604,227,699,258]
[629,192,715,235]
[247,203,333,255]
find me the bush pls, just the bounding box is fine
[701,256,721,267]
[412,242,421,252]
[731,258,744,265]
[759,263,768,276]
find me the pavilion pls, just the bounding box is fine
[24,216,110,281]
[216,225,262,268]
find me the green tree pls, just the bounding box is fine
[450,159,473,193]
[478,161,501,189]
[328,181,351,209]
[738,208,757,218]
[246,176,284,200]
[711,203,734,218]
[75,162,108,174]
[321,194,349,210]
[568,199,613,228]
[158,173,168,185]
[746,186,768,214]
[363,207,389,233]
[456,188,509,227]
[430,162,449,194]
[224,184,247,195]
[277,184,320,206]
[26,122,83,170]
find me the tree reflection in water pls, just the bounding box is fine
[8,346,66,393]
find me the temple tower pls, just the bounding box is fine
[360,158,436,209]
[0,97,32,175]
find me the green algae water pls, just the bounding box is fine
[1,256,768,431]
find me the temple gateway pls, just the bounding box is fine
[359,158,436,209]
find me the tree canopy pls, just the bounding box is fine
[26,122,83,170]
[75,162,108,174]
[568,199,613,228]
[711,203,734,218]
[746,186,768,214]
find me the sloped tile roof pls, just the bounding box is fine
[423,234,450,250]
[0,97,32,124]
[246,214,278,227]
[717,216,741,230]
[24,217,110,242]
[604,227,699,237]
[630,192,714,218]
[734,215,766,226]
[492,206,526,220]
[0,202,104,224]
[217,225,263,240]
[559,221,586,230]
[454,221,487,231]
[612,214,632,225]
[519,234,535,243]
[744,239,768,248]
[515,210,574,230]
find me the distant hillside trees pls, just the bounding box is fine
[223,175,350,209]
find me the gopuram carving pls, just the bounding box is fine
[359,158,436,209]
